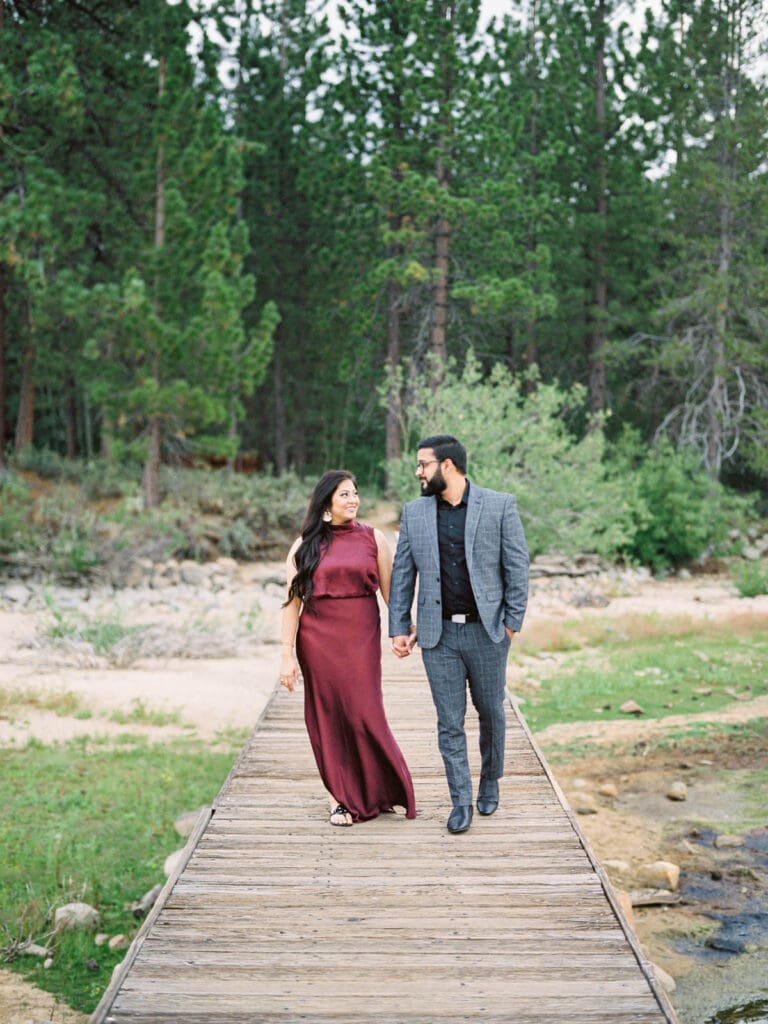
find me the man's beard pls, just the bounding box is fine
[420,466,446,498]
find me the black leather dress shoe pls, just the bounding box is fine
[447,804,473,833]
[477,778,499,816]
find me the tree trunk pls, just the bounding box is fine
[429,1,455,385]
[524,0,540,393]
[14,304,35,451]
[273,329,288,474]
[587,0,608,422]
[384,277,402,491]
[64,374,78,459]
[0,266,7,466]
[143,56,166,510]
[142,415,162,509]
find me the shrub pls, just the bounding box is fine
[732,560,768,598]
[0,471,31,554]
[610,431,746,571]
[386,353,639,559]
[12,446,82,482]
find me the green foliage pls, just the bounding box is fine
[732,560,768,599]
[12,447,83,483]
[610,431,742,571]
[388,352,638,558]
[0,735,239,1013]
[0,472,31,553]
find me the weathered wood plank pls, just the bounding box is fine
[91,653,679,1024]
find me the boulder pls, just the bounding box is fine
[1,582,31,605]
[54,901,100,932]
[175,807,207,838]
[569,792,598,815]
[598,782,619,798]
[619,699,644,715]
[637,860,680,891]
[108,933,131,951]
[603,859,630,876]
[179,560,208,587]
[163,848,186,877]
[666,781,688,801]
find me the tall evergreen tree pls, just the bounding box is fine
[634,0,768,480]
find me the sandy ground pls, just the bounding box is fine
[1,554,767,1023]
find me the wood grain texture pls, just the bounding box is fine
[91,652,679,1024]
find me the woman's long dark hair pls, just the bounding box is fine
[286,470,357,605]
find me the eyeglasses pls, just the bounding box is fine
[416,459,440,471]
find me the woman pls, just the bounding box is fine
[279,470,417,827]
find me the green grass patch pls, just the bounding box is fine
[0,686,90,719]
[516,626,768,732]
[0,734,240,1013]
[109,699,183,727]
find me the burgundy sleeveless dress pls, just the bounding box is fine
[296,521,416,822]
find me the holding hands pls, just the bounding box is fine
[391,628,417,659]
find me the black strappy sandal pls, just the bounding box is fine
[329,803,353,827]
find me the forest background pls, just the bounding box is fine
[1,0,768,573]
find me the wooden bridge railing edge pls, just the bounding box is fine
[508,696,680,1024]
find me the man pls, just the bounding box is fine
[389,434,529,834]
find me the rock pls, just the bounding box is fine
[132,883,163,918]
[174,807,207,838]
[85,958,100,971]
[150,573,175,590]
[43,958,54,969]
[216,557,238,573]
[571,777,589,789]
[571,591,610,608]
[179,560,208,587]
[94,932,109,946]
[603,859,630,876]
[108,933,130,951]
[714,833,745,848]
[666,781,688,801]
[742,545,761,560]
[569,792,598,815]
[163,848,186,877]
[1,582,31,605]
[677,568,691,580]
[619,699,644,715]
[598,782,618,798]
[637,861,680,891]
[18,941,52,957]
[651,963,676,994]
[54,901,100,932]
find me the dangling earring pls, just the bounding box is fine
[322,509,332,523]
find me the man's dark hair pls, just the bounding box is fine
[417,434,467,474]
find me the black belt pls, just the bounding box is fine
[443,611,479,623]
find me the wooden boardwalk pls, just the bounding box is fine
[92,653,679,1024]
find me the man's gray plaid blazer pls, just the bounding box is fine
[388,483,529,648]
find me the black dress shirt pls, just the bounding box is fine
[436,480,478,618]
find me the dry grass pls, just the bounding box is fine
[0,686,87,718]
[514,608,767,658]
